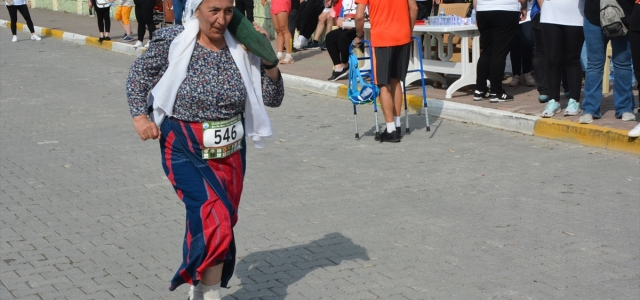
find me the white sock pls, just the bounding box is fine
[200,282,221,300]
[334,66,343,72]
[189,284,204,300]
[394,116,401,127]
[285,53,293,59]
[386,122,395,133]
[277,51,284,57]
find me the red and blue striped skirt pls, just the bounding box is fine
[159,118,246,291]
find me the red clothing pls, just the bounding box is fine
[355,0,411,47]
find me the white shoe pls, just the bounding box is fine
[578,113,593,124]
[31,34,41,41]
[628,123,640,137]
[508,75,520,87]
[133,41,143,48]
[12,35,17,42]
[522,72,536,86]
[293,36,307,50]
[621,112,636,121]
[143,42,150,48]
[563,99,581,116]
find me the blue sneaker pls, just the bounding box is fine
[123,35,134,42]
[538,95,549,103]
[541,99,561,118]
[564,99,581,116]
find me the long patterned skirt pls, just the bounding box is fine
[159,118,246,291]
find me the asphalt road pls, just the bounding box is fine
[1,30,639,300]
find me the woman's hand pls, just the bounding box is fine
[88,1,92,9]
[336,17,344,28]
[261,0,268,7]
[133,115,160,141]
[253,22,270,40]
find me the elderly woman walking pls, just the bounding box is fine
[125,0,284,298]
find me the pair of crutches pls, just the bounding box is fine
[349,36,431,140]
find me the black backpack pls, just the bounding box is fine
[600,0,628,38]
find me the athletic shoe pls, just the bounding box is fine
[541,99,560,118]
[104,36,111,41]
[98,37,104,44]
[144,42,150,48]
[523,72,536,86]
[122,35,134,42]
[473,90,493,101]
[490,93,514,102]
[621,112,636,121]
[538,95,549,103]
[379,130,401,142]
[30,34,41,41]
[628,123,640,137]
[564,91,570,98]
[133,41,143,48]
[578,113,593,124]
[293,36,307,50]
[328,68,348,81]
[303,40,321,50]
[564,99,581,116]
[280,56,294,64]
[12,36,17,42]
[508,75,520,87]
[320,42,326,51]
[396,127,403,139]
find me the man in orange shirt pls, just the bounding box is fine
[354,0,418,142]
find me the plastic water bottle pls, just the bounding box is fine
[439,8,446,17]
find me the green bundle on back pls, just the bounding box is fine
[228,8,279,65]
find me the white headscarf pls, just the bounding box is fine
[150,0,273,148]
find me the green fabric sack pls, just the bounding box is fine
[227,8,279,65]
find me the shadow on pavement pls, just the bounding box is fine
[231,232,369,299]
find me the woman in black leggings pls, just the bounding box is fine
[5,0,41,42]
[133,0,156,48]
[325,27,356,81]
[88,0,113,42]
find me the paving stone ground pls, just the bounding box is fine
[1,30,639,300]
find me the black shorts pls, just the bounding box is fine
[372,42,411,86]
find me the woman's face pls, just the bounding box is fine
[195,0,234,41]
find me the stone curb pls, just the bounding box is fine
[4,19,638,155]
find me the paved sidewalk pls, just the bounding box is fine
[1,8,639,154]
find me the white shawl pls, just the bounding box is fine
[150,10,272,148]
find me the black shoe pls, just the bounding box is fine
[473,90,494,101]
[104,36,111,41]
[396,127,403,139]
[98,37,104,44]
[304,40,321,50]
[379,130,401,143]
[320,42,326,51]
[328,67,349,81]
[489,93,514,102]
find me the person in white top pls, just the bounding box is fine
[539,0,585,118]
[4,0,41,42]
[472,0,527,102]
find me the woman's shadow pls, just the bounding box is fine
[230,232,369,299]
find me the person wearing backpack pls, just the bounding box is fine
[579,0,635,124]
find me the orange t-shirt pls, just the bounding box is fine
[355,0,411,47]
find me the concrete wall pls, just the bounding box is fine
[30,0,276,38]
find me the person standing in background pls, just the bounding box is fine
[5,0,41,42]
[133,0,156,48]
[263,0,295,63]
[88,0,114,43]
[416,0,433,20]
[539,0,585,118]
[235,0,255,21]
[507,0,535,87]
[173,0,186,25]
[472,0,527,102]
[115,0,135,41]
[626,1,639,137]
[579,0,635,124]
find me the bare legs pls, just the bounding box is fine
[201,263,224,285]
[378,79,403,123]
[271,12,291,54]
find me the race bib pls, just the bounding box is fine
[202,115,244,159]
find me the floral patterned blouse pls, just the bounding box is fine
[126,26,284,122]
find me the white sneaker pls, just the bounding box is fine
[133,41,143,48]
[628,123,640,137]
[578,113,593,124]
[541,99,561,118]
[621,112,636,121]
[31,34,41,41]
[143,42,150,48]
[294,36,307,50]
[523,72,536,86]
[12,35,17,42]
[508,75,520,87]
